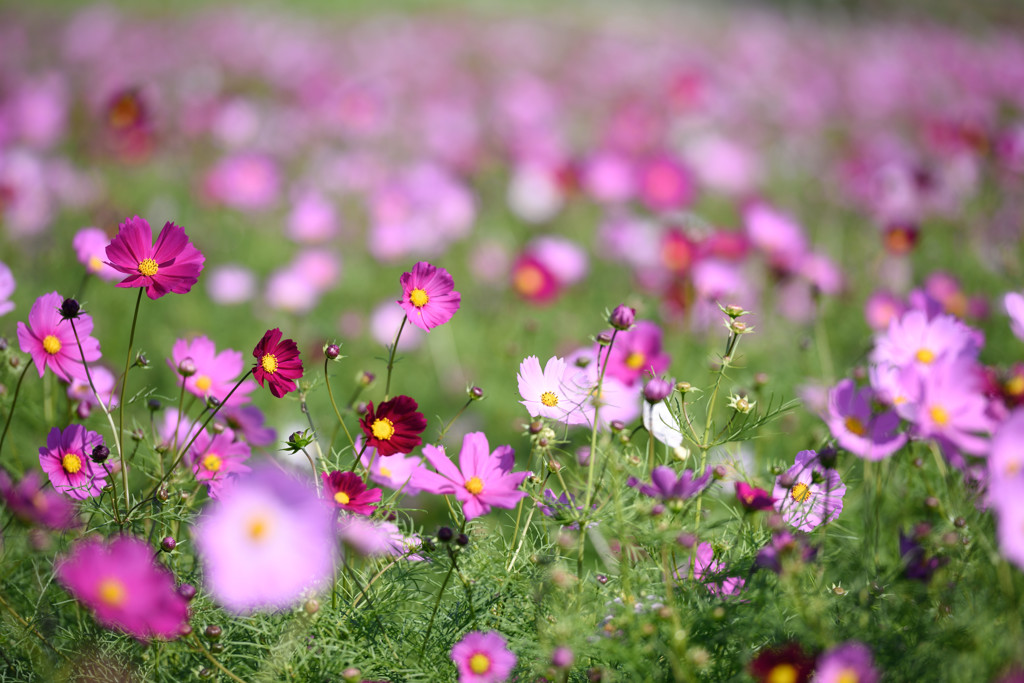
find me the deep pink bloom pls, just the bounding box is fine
[0,261,14,317]
[814,642,880,683]
[55,536,189,641]
[602,320,671,386]
[252,328,303,398]
[169,336,255,405]
[0,470,79,530]
[636,154,695,212]
[629,466,713,506]
[188,431,252,496]
[105,216,205,300]
[412,432,528,520]
[38,425,107,499]
[360,396,427,456]
[773,450,846,532]
[825,379,907,461]
[321,470,382,516]
[451,630,518,683]
[398,261,461,332]
[1006,292,1024,342]
[735,482,776,511]
[17,291,101,382]
[510,253,560,304]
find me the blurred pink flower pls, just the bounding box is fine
[72,227,120,281]
[169,336,255,406]
[451,630,517,683]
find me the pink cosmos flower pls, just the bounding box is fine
[872,309,979,371]
[38,425,107,499]
[899,358,994,456]
[321,470,382,516]
[157,408,207,455]
[451,631,517,683]
[336,514,414,558]
[205,265,256,305]
[825,379,907,461]
[629,466,713,506]
[193,465,335,613]
[636,154,695,212]
[216,404,277,447]
[169,336,255,406]
[252,328,303,398]
[398,261,461,332]
[72,227,120,281]
[602,320,671,386]
[105,216,205,300]
[0,470,79,530]
[17,291,101,382]
[0,261,14,317]
[357,442,424,495]
[992,488,1024,571]
[510,253,560,304]
[681,542,745,597]
[517,355,590,426]
[1005,292,1024,342]
[411,432,528,520]
[67,364,118,416]
[203,152,281,212]
[814,642,880,683]
[564,346,642,430]
[188,431,252,496]
[743,202,807,273]
[989,410,1024,501]
[55,536,189,641]
[773,450,846,532]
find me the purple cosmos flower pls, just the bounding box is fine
[680,542,745,597]
[398,261,461,332]
[630,466,712,508]
[825,379,907,460]
[536,489,594,529]
[755,530,816,573]
[105,216,205,300]
[193,465,335,613]
[773,450,846,532]
[17,291,101,382]
[451,631,517,683]
[216,404,277,447]
[517,355,590,426]
[602,320,671,387]
[899,525,948,581]
[38,425,107,499]
[169,336,256,406]
[411,432,528,520]
[0,470,79,530]
[188,431,252,497]
[814,642,880,683]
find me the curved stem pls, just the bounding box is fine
[0,363,31,459]
[383,316,407,401]
[190,633,249,683]
[324,357,354,449]
[117,288,145,514]
[436,397,473,445]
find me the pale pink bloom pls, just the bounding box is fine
[286,190,338,243]
[451,630,518,683]
[72,227,120,281]
[517,355,590,426]
[205,265,256,305]
[168,336,255,406]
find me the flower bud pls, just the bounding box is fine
[324,343,341,360]
[529,420,544,434]
[177,357,197,377]
[59,298,81,321]
[135,352,149,368]
[304,599,320,615]
[596,332,613,346]
[357,371,375,387]
[204,625,222,641]
[456,533,469,547]
[179,623,193,637]
[643,377,674,404]
[713,464,728,480]
[90,444,110,464]
[147,398,162,412]
[10,356,21,369]
[156,484,170,502]
[342,668,361,683]
[608,305,636,331]
[552,647,575,669]
[650,503,665,517]
[595,574,608,585]
[676,532,697,548]
[437,526,454,542]
[0,337,7,351]
[609,419,625,433]
[160,537,176,552]
[469,386,484,400]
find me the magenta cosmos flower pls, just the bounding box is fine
[0,470,79,530]
[188,431,252,497]
[55,536,189,641]
[169,335,255,406]
[252,328,303,398]
[17,291,101,382]
[773,450,846,532]
[193,465,335,613]
[517,355,590,426]
[681,542,745,598]
[825,379,907,461]
[321,470,382,516]
[398,261,461,331]
[451,630,517,683]
[360,395,427,456]
[602,320,671,387]
[38,425,107,499]
[105,215,205,300]
[411,431,528,520]
[814,642,880,683]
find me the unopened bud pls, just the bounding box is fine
[469,386,484,400]
[357,371,375,387]
[147,398,162,412]
[596,332,613,346]
[160,537,176,552]
[90,444,110,464]
[59,298,81,321]
[177,357,197,377]
[455,533,469,547]
[324,343,341,360]
[608,304,636,331]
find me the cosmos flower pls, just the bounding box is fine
[0,470,79,530]
[215,404,277,447]
[735,482,777,511]
[357,442,424,495]
[72,227,120,281]
[643,396,683,448]
[451,631,517,683]
[1005,292,1024,341]
[193,465,335,613]
[773,450,846,532]
[601,320,671,387]
[411,431,528,520]
[825,379,907,460]
[17,291,101,382]
[397,261,462,332]
[517,355,590,426]
[105,215,205,300]
[321,470,382,516]
[67,364,118,417]
[898,358,994,456]
[55,536,189,641]
[38,425,107,499]
[629,466,713,507]
[748,643,815,683]
[169,336,255,405]
[252,328,303,398]
[681,542,745,597]
[814,642,880,683]
[0,261,15,317]
[871,309,979,372]
[359,395,427,456]
[188,431,252,496]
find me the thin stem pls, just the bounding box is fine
[0,363,31,459]
[324,357,354,448]
[0,591,71,663]
[299,447,321,495]
[383,316,407,400]
[419,557,457,660]
[190,633,249,683]
[117,288,145,514]
[437,397,473,445]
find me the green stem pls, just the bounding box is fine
[117,288,145,515]
[437,397,473,444]
[420,551,458,660]
[383,316,407,401]
[324,357,354,448]
[0,363,31,459]
[190,633,249,683]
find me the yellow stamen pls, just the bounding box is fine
[837,668,860,683]
[625,351,646,370]
[513,264,544,296]
[371,418,395,440]
[261,353,278,374]
[1006,375,1024,397]
[88,256,103,273]
[202,454,223,472]
[379,466,393,477]
[540,391,559,407]
[469,653,491,675]
[915,348,935,364]
[42,335,62,355]
[61,453,83,474]
[766,664,798,683]
[409,288,429,308]
[844,416,867,437]
[195,375,213,392]
[465,476,484,495]
[247,515,270,541]
[334,491,351,505]
[138,258,159,277]
[790,482,811,503]
[930,405,949,426]
[98,578,127,607]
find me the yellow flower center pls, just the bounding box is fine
[766,663,798,683]
[202,454,223,472]
[469,653,491,675]
[98,578,127,607]
[379,466,393,477]
[195,375,213,392]
[138,258,159,277]
[247,515,270,542]
[513,264,544,296]
[844,416,867,436]
[465,476,484,495]
[625,351,646,370]
[837,669,860,683]
[915,348,935,364]
[88,256,103,273]
[1006,376,1024,397]
[42,335,62,355]
[790,482,811,503]
[409,288,429,308]
[371,417,396,440]
[261,353,278,374]
[61,453,83,474]
[540,391,559,407]
[334,491,351,505]
[930,405,950,426]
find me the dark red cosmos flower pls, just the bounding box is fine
[735,481,777,511]
[105,216,205,300]
[321,471,381,516]
[252,328,303,398]
[359,396,426,456]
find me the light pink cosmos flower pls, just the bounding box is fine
[991,487,1024,571]
[898,358,994,456]
[38,424,107,499]
[193,465,335,613]
[205,265,256,305]
[188,431,252,497]
[72,227,120,281]
[681,542,745,598]
[168,336,255,406]
[157,408,207,455]
[411,432,528,520]
[825,379,907,461]
[872,309,979,371]
[105,216,205,300]
[67,364,118,417]
[0,261,16,317]
[564,346,642,430]
[742,202,807,272]
[451,630,518,683]
[55,536,188,641]
[357,442,424,495]
[203,152,281,212]
[17,291,101,382]
[988,410,1024,502]
[773,450,845,532]
[517,355,590,426]
[398,261,461,332]
[1005,292,1024,342]
[814,642,880,683]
